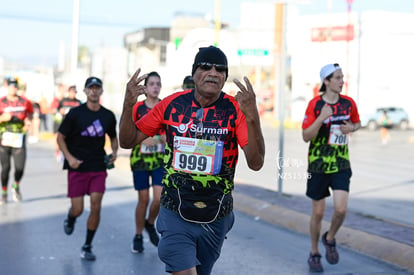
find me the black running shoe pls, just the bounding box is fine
[131,234,144,253]
[145,220,159,246]
[308,252,324,273]
[80,245,96,261]
[64,219,75,235]
[322,231,339,264]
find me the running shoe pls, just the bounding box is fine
[12,184,22,202]
[131,234,144,253]
[63,219,75,235]
[80,245,96,261]
[145,220,159,246]
[308,252,324,273]
[322,231,339,264]
[0,192,6,205]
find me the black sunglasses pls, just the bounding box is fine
[197,62,227,73]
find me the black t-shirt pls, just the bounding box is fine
[58,103,117,172]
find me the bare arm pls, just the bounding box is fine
[0,112,12,123]
[108,135,119,165]
[24,112,33,133]
[119,68,150,148]
[340,120,361,134]
[234,77,265,171]
[56,132,83,169]
[353,121,361,131]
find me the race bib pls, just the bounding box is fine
[140,143,165,154]
[172,136,224,175]
[328,125,348,145]
[1,132,24,148]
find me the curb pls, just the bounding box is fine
[116,154,414,272]
[40,133,413,272]
[233,192,414,272]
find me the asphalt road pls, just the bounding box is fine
[0,125,413,274]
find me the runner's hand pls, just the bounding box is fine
[67,156,83,169]
[340,120,354,134]
[0,112,12,122]
[233,77,259,120]
[124,68,148,107]
[319,104,333,121]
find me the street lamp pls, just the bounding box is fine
[71,0,80,84]
[346,0,354,96]
[273,2,287,196]
[214,0,221,46]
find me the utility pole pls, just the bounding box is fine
[274,3,287,195]
[214,0,221,46]
[71,0,80,84]
[346,0,354,96]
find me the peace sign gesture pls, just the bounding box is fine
[120,68,149,149]
[233,76,265,171]
[233,76,259,120]
[124,68,148,107]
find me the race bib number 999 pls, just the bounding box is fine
[172,136,223,175]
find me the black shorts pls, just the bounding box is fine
[53,121,61,133]
[306,169,352,200]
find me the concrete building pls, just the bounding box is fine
[123,4,276,111]
[289,10,414,125]
[122,3,414,126]
[89,47,128,113]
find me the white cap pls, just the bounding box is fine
[320,64,341,83]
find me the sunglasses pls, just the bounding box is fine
[197,62,227,73]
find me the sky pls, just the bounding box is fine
[2,0,414,67]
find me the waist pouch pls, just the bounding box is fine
[171,184,227,224]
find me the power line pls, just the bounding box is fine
[0,12,139,28]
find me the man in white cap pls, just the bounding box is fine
[302,63,361,272]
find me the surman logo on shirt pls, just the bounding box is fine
[171,121,192,134]
[323,115,351,124]
[171,121,229,135]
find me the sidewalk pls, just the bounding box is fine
[232,184,414,272]
[115,148,414,272]
[40,129,414,272]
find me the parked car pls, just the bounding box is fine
[360,107,409,131]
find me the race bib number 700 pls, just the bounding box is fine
[172,136,224,175]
